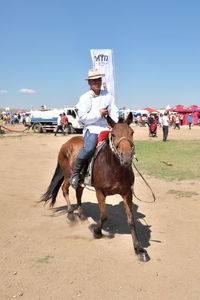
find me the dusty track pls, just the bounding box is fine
[0,125,200,299]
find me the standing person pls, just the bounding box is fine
[70,69,119,189]
[174,114,180,129]
[147,113,154,126]
[170,114,175,127]
[11,114,18,125]
[187,114,193,129]
[54,113,64,136]
[61,112,69,135]
[138,115,143,126]
[161,112,170,141]
[179,114,183,126]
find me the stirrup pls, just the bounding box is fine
[70,175,80,189]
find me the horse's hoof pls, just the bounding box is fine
[93,231,103,239]
[138,250,150,262]
[89,224,103,239]
[78,213,87,221]
[67,212,75,222]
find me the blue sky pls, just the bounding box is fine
[0,0,200,110]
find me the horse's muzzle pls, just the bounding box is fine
[120,152,133,167]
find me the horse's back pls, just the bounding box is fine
[58,135,84,170]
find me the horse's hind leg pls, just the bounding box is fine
[76,186,86,221]
[123,191,150,262]
[90,189,107,239]
[62,179,75,221]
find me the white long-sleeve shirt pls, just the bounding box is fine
[76,90,119,135]
[57,115,62,125]
[161,115,169,126]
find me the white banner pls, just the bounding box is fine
[90,49,115,97]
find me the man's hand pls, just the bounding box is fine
[100,108,108,117]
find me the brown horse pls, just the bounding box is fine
[41,112,150,262]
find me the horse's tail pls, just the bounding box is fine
[40,163,64,207]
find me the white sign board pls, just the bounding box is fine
[90,49,115,97]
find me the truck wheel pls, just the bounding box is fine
[34,123,43,133]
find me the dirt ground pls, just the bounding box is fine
[0,124,200,300]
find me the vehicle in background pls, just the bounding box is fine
[25,107,84,133]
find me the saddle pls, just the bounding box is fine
[81,131,109,187]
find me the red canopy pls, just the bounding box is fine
[17,110,26,114]
[187,105,200,111]
[168,104,200,125]
[169,105,192,113]
[169,104,200,113]
[142,107,160,113]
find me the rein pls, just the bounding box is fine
[108,132,135,165]
[132,161,156,203]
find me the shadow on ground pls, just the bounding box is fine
[50,201,151,248]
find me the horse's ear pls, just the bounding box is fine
[125,112,133,125]
[106,115,116,128]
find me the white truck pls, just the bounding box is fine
[27,107,84,133]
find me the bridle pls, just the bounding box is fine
[108,132,135,166]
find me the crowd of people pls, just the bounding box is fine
[133,112,194,129]
[125,112,195,142]
[0,113,27,125]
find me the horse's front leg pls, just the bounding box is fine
[90,189,107,239]
[123,191,150,262]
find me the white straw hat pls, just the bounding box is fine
[85,69,104,80]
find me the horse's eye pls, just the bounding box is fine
[112,133,116,138]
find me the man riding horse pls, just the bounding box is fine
[41,71,150,261]
[70,69,119,189]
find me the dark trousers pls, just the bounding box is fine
[163,126,169,141]
[174,123,180,129]
[54,125,64,135]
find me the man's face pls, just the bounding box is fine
[88,78,102,94]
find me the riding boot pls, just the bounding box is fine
[70,158,87,189]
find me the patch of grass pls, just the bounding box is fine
[167,189,199,198]
[36,255,54,264]
[133,140,200,181]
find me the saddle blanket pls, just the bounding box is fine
[96,130,109,148]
